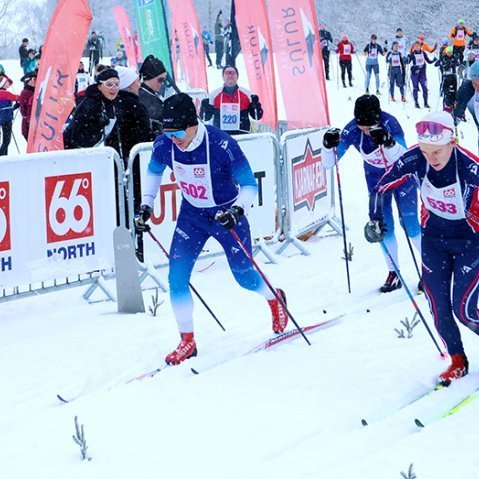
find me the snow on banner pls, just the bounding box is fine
[27,0,92,153]
[234,0,278,129]
[167,0,208,92]
[113,5,139,70]
[268,0,329,128]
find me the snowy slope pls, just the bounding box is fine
[1,54,479,479]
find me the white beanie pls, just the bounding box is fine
[416,110,455,145]
[115,66,139,90]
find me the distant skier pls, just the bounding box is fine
[416,34,437,54]
[18,37,29,73]
[363,34,385,95]
[336,34,355,88]
[386,41,406,102]
[366,110,479,387]
[407,41,436,109]
[449,19,473,63]
[19,71,36,141]
[319,23,333,80]
[87,31,101,74]
[392,28,408,58]
[435,46,461,113]
[134,93,288,365]
[322,94,421,293]
[75,61,90,105]
[0,76,18,155]
[202,26,214,67]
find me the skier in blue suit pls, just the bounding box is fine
[135,93,288,365]
[322,94,421,292]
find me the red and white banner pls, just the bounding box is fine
[0,148,117,288]
[268,0,330,128]
[113,5,138,70]
[27,0,92,153]
[168,0,208,92]
[235,0,278,129]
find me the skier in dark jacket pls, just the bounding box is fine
[19,38,29,72]
[434,46,461,112]
[407,40,436,108]
[138,55,167,136]
[87,32,101,74]
[19,71,36,140]
[0,76,19,155]
[319,24,333,80]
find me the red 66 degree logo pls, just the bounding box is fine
[0,181,11,252]
[45,173,94,243]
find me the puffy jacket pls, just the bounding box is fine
[0,90,18,124]
[19,85,34,139]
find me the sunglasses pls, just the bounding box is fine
[164,130,187,139]
[416,121,454,136]
[101,81,120,89]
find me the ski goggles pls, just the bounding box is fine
[164,130,187,139]
[100,80,120,89]
[416,121,454,136]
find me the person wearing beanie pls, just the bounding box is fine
[134,93,288,365]
[19,38,29,72]
[415,34,437,54]
[200,65,263,135]
[335,33,355,87]
[407,41,436,108]
[19,71,36,140]
[74,61,90,105]
[449,19,473,62]
[0,76,19,155]
[367,110,479,387]
[322,94,421,293]
[386,41,406,102]
[138,55,167,135]
[64,67,121,150]
[363,34,385,95]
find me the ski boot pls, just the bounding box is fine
[438,353,469,387]
[376,90,381,96]
[401,95,406,102]
[424,102,431,108]
[349,81,353,87]
[380,271,402,293]
[165,332,198,365]
[415,101,420,109]
[417,280,424,295]
[366,88,369,94]
[268,289,288,334]
[391,96,395,102]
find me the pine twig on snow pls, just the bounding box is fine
[400,463,417,479]
[72,416,91,461]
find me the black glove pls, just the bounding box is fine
[200,98,210,120]
[364,219,386,243]
[13,102,20,111]
[323,128,341,149]
[134,205,153,233]
[216,205,244,229]
[369,126,396,148]
[219,9,223,15]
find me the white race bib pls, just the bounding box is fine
[369,48,377,59]
[220,101,240,131]
[343,44,351,55]
[457,29,465,40]
[391,55,401,67]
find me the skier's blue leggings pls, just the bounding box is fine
[365,64,380,91]
[422,234,479,355]
[168,202,267,332]
[365,168,421,270]
[389,67,404,97]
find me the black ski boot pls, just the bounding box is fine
[380,271,402,293]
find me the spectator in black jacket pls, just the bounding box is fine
[19,38,29,73]
[63,67,120,151]
[138,55,167,136]
[87,32,101,74]
[319,24,333,80]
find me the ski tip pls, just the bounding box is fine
[414,418,425,428]
[191,368,199,375]
[57,394,70,404]
[360,419,368,427]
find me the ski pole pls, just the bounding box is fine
[333,148,351,293]
[226,226,311,346]
[380,241,444,356]
[378,146,422,283]
[147,229,226,332]
[11,129,20,154]
[354,52,366,78]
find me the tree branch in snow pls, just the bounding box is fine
[400,463,417,479]
[72,416,92,461]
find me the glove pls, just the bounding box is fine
[364,220,386,243]
[200,98,210,120]
[216,205,244,229]
[250,94,259,105]
[323,128,341,149]
[369,126,396,148]
[249,95,262,118]
[219,9,222,14]
[13,102,20,111]
[134,205,153,233]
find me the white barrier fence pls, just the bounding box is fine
[1,129,342,301]
[0,147,124,297]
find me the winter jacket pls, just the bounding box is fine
[363,43,384,65]
[0,90,19,124]
[319,29,333,50]
[19,85,34,139]
[454,80,475,121]
[407,50,436,70]
[201,85,263,136]
[115,89,155,163]
[138,83,163,136]
[19,44,28,67]
[435,56,461,76]
[336,40,355,61]
[449,26,473,48]
[63,83,119,152]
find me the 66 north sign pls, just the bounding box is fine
[0,181,11,251]
[45,173,94,243]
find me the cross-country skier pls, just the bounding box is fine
[365,110,479,386]
[407,41,436,109]
[435,46,461,113]
[336,34,355,88]
[363,34,385,95]
[319,23,334,80]
[134,93,288,365]
[386,41,406,102]
[449,19,473,63]
[322,94,421,293]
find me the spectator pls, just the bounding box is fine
[115,50,127,67]
[200,65,263,135]
[222,19,233,65]
[0,76,18,155]
[19,72,36,141]
[75,61,90,105]
[214,11,224,69]
[23,49,37,74]
[19,38,29,72]
[138,55,167,136]
[202,26,214,67]
[87,31,101,74]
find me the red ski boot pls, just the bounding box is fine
[165,332,197,365]
[438,353,469,387]
[268,289,288,334]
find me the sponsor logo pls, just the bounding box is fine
[0,181,11,252]
[444,188,456,198]
[45,173,94,243]
[194,167,205,178]
[461,265,472,275]
[299,8,316,67]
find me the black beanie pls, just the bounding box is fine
[162,93,199,130]
[95,68,119,84]
[140,55,166,80]
[354,94,381,126]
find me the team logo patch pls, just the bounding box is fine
[194,167,205,178]
[444,188,456,198]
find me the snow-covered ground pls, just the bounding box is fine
[2,54,479,479]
